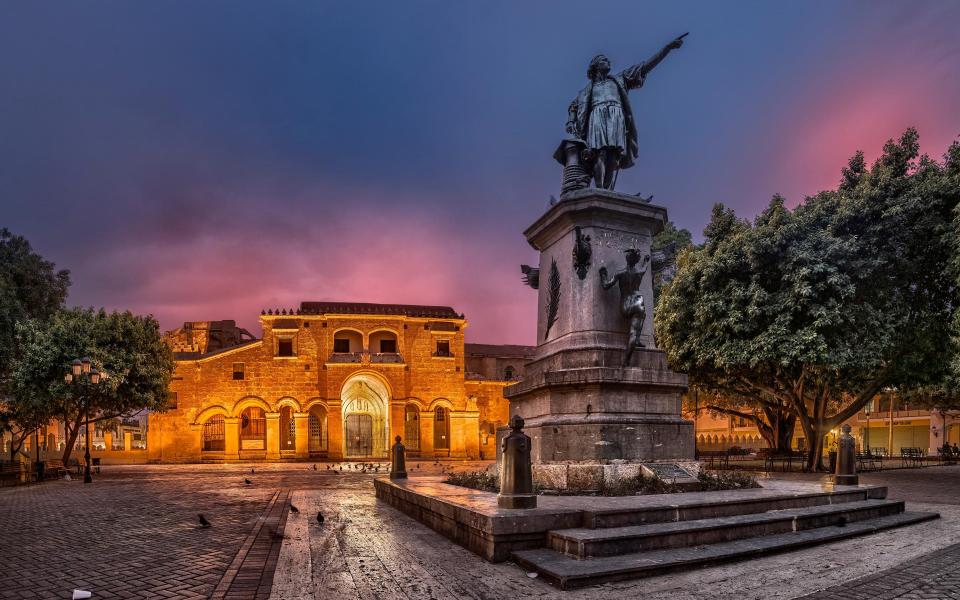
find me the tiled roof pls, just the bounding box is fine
[465,343,536,358]
[297,302,462,319]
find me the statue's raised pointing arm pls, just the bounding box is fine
[555,33,688,193]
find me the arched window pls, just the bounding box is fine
[308,406,328,453]
[202,415,226,452]
[405,405,420,450]
[434,406,449,450]
[332,330,363,354]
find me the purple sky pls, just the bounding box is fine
[2,1,959,344]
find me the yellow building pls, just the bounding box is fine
[145,302,532,463]
[689,393,958,455]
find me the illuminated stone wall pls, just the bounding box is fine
[148,308,527,463]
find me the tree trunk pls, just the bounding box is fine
[776,413,796,452]
[60,413,84,465]
[805,426,827,472]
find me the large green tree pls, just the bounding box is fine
[0,229,70,460]
[10,308,174,464]
[657,130,960,470]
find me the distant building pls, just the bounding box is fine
[145,302,534,462]
[689,392,958,455]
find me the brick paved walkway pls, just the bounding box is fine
[2,463,959,599]
[800,541,960,600]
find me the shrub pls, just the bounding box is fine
[445,470,499,493]
[697,470,760,491]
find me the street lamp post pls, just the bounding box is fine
[865,405,871,456]
[64,357,106,484]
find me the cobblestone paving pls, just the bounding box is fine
[0,461,482,600]
[2,463,960,599]
[800,541,960,600]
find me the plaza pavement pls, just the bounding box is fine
[2,463,960,599]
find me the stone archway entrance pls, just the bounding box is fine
[341,374,390,459]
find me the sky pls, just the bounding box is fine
[2,1,959,345]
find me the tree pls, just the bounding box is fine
[0,229,70,461]
[10,308,174,464]
[657,130,960,470]
[651,221,693,297]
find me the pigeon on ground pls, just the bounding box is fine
[244,478,252,485]
[316,512,325,525]
[290,504,299,514]
[837,516,848,528]
[251,467,255,474]
[198,514,212,528]
[313,464,318,471]
[326,464,330,470]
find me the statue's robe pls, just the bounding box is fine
[570,63,647,169]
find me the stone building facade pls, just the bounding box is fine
[146,302,533,463]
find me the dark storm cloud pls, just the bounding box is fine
[2,1,959,343]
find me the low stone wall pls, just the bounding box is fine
[374,477,582,561]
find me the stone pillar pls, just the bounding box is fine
[390,436,407,480]
[448,411,469,459]
[498,416,536,509]
[294,412,310,459]
[265,412,281,460]
[327,402,344,460]
[123,431,133,451]
[223,418,240,460]
[504,190,693,488]
[835,424,859,485]
[420,413,435,458]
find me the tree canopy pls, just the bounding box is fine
[657,129,960,469]
[10,307,174,463]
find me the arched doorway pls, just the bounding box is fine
[308,405,328,454]
[239,406,266,452]
[404,405,420,451]
[434,406,450,456]
[341,374,390,458]
[279,406,296,452]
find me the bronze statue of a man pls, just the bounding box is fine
[565,33,686,190]
[599,249,650,366]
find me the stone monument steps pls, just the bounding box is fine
[512,511,939,590]
[549,498,905,558]
[582,486,881,529]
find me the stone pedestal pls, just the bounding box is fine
[504,189,694,488]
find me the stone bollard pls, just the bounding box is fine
[834,424,859,485]
[390,435,407,480]
[498,415,536,509]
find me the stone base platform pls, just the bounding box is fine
[373,476,936,577]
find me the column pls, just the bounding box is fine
[448,412,467,459]
[223,417,240,460]
[104,432,113,451]
[420,413,435,458]
[327,401,344,460]
[294,412,310,459]
[265,412,281,460]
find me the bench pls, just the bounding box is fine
[900,447,925,467]
[696,450,730,469]
[762,450,805,472]
[856,451,882,472]
[937,445,959,465]
[43,459,68,480]
[0,462,30,486]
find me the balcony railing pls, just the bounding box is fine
[328,351,404,364]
